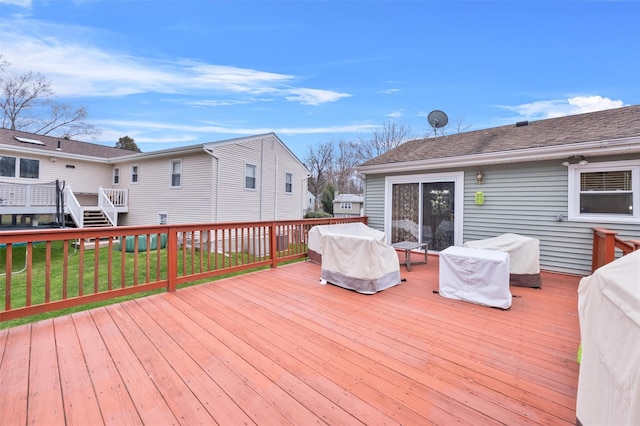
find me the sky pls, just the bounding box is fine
[1,0,639,162]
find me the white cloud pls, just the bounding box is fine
[386,110,404,118]
[501,96,626,119]
[93,118,377,146]
[284,88,351,106]
[0,0,31,7]
[0,17,351,105]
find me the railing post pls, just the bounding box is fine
[167,226,178,292]
[592,227,618,272]
[270,222,278,268]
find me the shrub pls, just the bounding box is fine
[304,211,333,219]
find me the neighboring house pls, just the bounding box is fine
[357,105,640,276]
[0,130,309,227]
[333,193,364,218]
[306,190,316,214]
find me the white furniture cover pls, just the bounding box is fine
[464,233,541,288]
[576,250,640,426]
[307,223,385,264]
[320,233,401,294]
[439,246,512,309]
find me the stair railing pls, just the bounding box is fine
[98,189,118,226]
[64,186,84,228]
[591,227,640,272]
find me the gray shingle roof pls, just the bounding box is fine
[361,105,640,167]
[0,128,135,159]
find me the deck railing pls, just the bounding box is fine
[0,216,366,321]
[591,227,640,272]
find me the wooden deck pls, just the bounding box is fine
[0,254,582,425]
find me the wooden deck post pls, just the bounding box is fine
[592,227,618,272]
[167,227,178,292]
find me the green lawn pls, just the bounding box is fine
[0,241,287,329]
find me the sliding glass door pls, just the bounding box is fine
[387,173,463,251]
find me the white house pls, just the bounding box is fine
[332,193,364,218]
[0,130,309,228]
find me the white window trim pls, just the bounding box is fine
[130,164,139,185]
[245,163,257,191]
[1,155,41,180]
[112,167,120,186]
[567,159,640,223]
[384,171,464,247]
[158,212,168,225]
[170,159,182,188]
[285,172,293,194]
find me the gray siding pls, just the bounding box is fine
[363,159,640,276]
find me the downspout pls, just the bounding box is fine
[202,146,219,222]
[274,156,278,220]
[260,139,265,221]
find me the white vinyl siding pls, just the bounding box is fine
[118,153,213,226]
[213,135,307,222]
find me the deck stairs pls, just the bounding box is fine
[82,209,113,228]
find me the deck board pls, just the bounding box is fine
[0,255,582,425]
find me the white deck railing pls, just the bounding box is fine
[64,186,83,228]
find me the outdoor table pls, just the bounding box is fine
[391,241,428,271]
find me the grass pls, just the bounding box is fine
[0,240,303,329]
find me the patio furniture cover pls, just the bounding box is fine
[439,246,512,309]
[576,250,640,426]
[307,223,386,264]
[463,233,541,287]
[319,233,401,294]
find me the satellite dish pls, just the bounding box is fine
[427,110,449,129]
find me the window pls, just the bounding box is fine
[170,160,182,188]
[568,161,639,223]
[341,202,352,210]
[158,212,168,225]
[131,164,139,184]
[0,156,39,179]
[113,167,120,185]
[0,156,16,177]
[19,159,39,178]
[285,172,293,193]
[245,164,257,190]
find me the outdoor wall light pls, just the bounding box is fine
[476,171,485,184]
[562,155,588,166]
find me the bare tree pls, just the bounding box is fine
[334,140,362,194]
[0,59,101,138]
[356,120,415,163]
[305,140,334,211]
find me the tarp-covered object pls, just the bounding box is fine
[464,233,541,288]
[307,223,385,264]
[439,246,512,309]
[320,233,401,294]
[576,250,640,426]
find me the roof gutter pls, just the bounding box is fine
[357,136,640,174]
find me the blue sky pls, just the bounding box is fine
[1,0,639,161]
